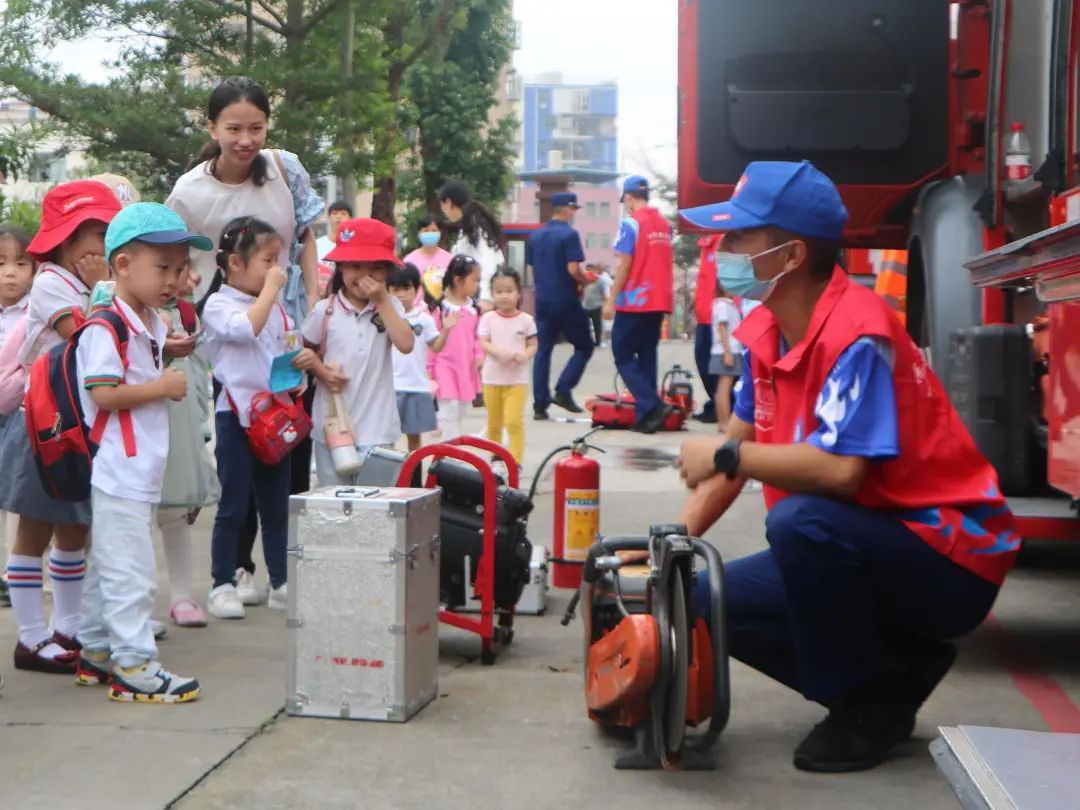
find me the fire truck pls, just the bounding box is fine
[678,0,1080,541]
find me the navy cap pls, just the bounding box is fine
[620,174,650,201]
[552,192,580,209]
[679,161,848,241]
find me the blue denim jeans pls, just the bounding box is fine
[211,411,290,589]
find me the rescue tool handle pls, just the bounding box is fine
[689,539,731,746]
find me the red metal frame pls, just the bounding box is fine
[395,436,519,660]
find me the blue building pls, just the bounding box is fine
[522,79,618,174]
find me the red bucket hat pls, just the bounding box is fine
[325,218,402,265]
[27,180,123,261]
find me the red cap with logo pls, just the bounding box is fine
[28,180,123,261]
[325,218,402,265]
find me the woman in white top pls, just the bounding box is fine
[438,180,505,311]
[166,77,324,320]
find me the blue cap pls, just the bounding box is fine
[679,161,848,241]
[551,192,581,209]
[105,202,214,261]
[620,175,650,201]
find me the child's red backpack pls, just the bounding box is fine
[23,308,134,501]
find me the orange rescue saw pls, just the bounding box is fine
[562,524,730,769]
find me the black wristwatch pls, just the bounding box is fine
[713,439,742,479]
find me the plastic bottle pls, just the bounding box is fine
[1005,122,1032,183]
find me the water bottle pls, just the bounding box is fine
[1005,122,1032,184]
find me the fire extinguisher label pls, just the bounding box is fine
[565,488,600,560]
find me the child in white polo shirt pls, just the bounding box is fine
[202,216,318,620]
[302,217,415,484]
[74,202,212,703]
[387,263,452,452]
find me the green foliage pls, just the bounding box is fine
[0,0,517,221]
[0,193,43,233]
[402,0,517,214]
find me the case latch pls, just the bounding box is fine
[286,544,304,560]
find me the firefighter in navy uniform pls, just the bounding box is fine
[675,161,1020,773]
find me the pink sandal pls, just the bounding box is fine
[170,599,208,628]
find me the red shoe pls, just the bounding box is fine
[52,631,81,652]
[75,653,112,686]
[13,640,78,674]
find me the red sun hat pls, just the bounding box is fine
[325,218,402,266]
[27,180,123,261]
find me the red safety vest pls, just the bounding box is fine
[694,235,721,325]
[617,206,673,314]
[736,268,1018,585]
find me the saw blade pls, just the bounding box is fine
[651,571,673,764]
[664,566,690,756]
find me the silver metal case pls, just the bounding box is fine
[286,486,441,722]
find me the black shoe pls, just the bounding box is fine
[533,405,549,421]
[631,404,674,434]
[793,642,957,773]
[693,410,718,424]
[552,391,583,414]
[793,703,915,773]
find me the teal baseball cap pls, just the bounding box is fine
[105,202,213,261]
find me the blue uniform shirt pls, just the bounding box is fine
[527,219,586,308]
[733,336,899,459]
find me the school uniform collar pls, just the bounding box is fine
[41,262,90,294]
[336,291,376,317]
[220,284,257,303]
[110,294,159,338]
[0,294,28,313]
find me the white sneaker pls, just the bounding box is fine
[151,619,168,640]
[110,660,200,704]
[267,583,288,611]
[208,584,245,620]
[235,568,262,606]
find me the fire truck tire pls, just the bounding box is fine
[907,176,984,379]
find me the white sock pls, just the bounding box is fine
[159,509,193,603]
[48,548,86,638]
[7,554,50,649]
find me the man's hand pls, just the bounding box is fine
[357,275,386,303]
[319,364,349,394]
[267,265,288,293]
[160,367,188,401]
[602,299,616,321]
[676,436,726,489]
[164,333,198,359]
[292,348,318,371]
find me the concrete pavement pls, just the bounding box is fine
[2,341,1079,809]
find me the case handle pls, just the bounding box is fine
[334,487,382,499]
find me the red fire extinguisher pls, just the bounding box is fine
[530,428,605,589]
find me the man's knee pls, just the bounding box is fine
[764,495,833,547]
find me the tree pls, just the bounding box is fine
[0,0,389,197]
[368,0,468,223]
[401,0,517,217]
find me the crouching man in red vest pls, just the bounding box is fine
[677,161,1019,773]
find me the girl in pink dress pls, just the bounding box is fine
[428,256,482,439]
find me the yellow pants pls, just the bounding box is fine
[484,384,527,465]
